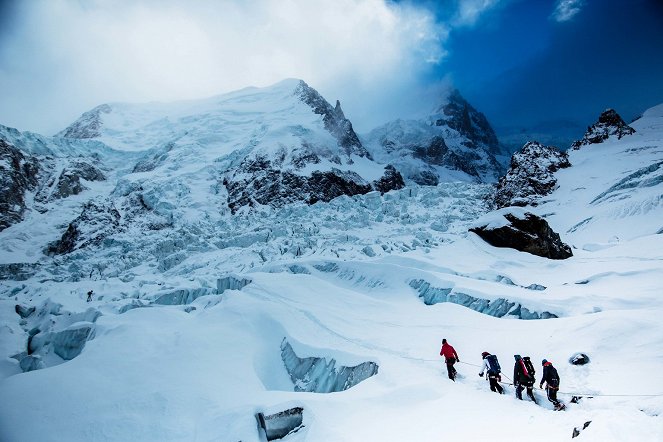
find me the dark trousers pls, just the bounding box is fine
[546,386,560,405]
[445,358,457,381]
[516,382,536,402]
[489,375,503,394]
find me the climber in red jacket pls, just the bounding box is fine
[439,338,460,381]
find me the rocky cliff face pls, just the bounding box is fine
[58,104,112,139]
[495,141,571,208]
[0,139,40,231]
[433,89,501,155]
[571,109,635,149]
[364,89,504,185]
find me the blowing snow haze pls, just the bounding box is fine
[1,1,663,441]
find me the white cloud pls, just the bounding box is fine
[453,0,500,27]
[551,0,585,23]
[0,0,450,134]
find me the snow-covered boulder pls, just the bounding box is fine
[495,141,571,208]
[571,109,635,149]
[470,209,573,259]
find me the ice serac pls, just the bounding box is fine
[364,89,504,185]
[470,210,573,259]
[571,109,635,149]
[13,299,101,372]
[280,339,378,393]
[409,279,557,319]
[256,407,304,441]
[0,139,40,231]
[495,141,571,208]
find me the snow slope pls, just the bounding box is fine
[1,101,663,441]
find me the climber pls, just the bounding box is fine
[87,290,93,302]
[478,352,503,394]
[439,338,459,381]
[540,359,565,410]
[513,355,537,402]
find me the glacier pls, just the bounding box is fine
[0,84,662,441]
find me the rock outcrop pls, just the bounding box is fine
[0,139,40,231]
[296,81,369,159]
[58,104,112,139]
[224,158,403,213]
[46,200,121,255]
[470,211,573,259]
[495,141,571,208]
[571,109,635,149]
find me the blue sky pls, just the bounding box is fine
[416,0,663,130]
[0,0,661,137]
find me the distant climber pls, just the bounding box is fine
[478,352,503,394]
[513,355,537,402]
[540,359,565,411]
[439,338,459,381]
[87,290,93,302]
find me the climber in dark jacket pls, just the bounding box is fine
[513,354,536,402]
[439,339,459,381]
[479,351,503,394]
[540,359,564,410]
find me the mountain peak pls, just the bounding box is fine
[571,108,636,149]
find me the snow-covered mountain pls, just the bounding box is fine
[1,86,663,441]
[363,89,506,185]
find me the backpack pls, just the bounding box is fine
[523,357,536,380]
[548,365,560,388]
[486,354,501,374]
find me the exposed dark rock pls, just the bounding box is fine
[569,353,590,365]
[412,136,449,165]
[371,165,405,194]
[0,139,40,231]
[295,81,370,159]
[435,89,501,154]
[571,109,635,149]
[36,160,106,201]
[224,155,401,213]
[58,104,112,139]
[46,200,121,255]
[256,407,304,441]
[495,141,571,208]
[470,211,573,259]
[281,339,379,393]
